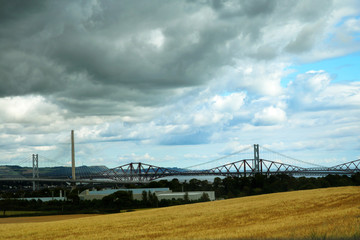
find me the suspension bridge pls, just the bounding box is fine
[1,143,359,189]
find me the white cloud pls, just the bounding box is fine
[288,70,332,108]
[212,92,246,112]
[306,70,331,91]
[33,146,57,151]
[0,95,65,124]
[288,70,360,111]
[319,82,360,107]
[344,17,360,32]
[253,106,287,126]
[188,91,247,127]
[0,1,359,168]
[220,143,253,155]
[118,153,155,164]
[148,29,166,49]
[224,61,287,96]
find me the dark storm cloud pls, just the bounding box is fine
[209,0,277,18]
[285,22,324,54]
[0,0,334,116]
[0,0,45,31]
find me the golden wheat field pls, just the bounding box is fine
[0,186,359,240]
[0,214,99,224]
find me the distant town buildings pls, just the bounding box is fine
[79,188,215,201]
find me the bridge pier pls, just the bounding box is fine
[71,130,76,181]
[71,130,76,189]
[32,154,39,191]
[253,144,260,174]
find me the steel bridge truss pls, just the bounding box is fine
[97,162,180,182]
[208,159,306,177]
[8,145,359,185]
[299,159,360,175]
[12,158,358,184]
[96,159,360,182]
[330,159,360,173]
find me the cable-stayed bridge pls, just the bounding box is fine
[0,144,359,189]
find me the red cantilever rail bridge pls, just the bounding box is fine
[94,144,360,182]
[1,144,359,184]
[96,158,360,182]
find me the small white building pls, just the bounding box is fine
[79,188,215,201]
[156,191,215,201]
[79,188,171,201]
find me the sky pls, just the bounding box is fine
[0,0,360,169]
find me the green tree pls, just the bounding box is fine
[142,190,148,203]
[102,191,133,210]
[148,191,158,207]
[169,179,182,192]
[67,190,80,203]
[189,179,202,191]
[199,192,210,202]
[351,173,360,185]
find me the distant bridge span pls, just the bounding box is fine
[0,159,359,184]
[0,177,150,184]
[92,158,360,182]
[1,144,359,184]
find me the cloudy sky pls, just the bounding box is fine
[1,0,359,169]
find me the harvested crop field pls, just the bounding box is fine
[0,186,359,240]
[0,214,100,224]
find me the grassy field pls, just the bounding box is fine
[0,186,359,240]
[1,210,42,216]
[0,210,58,217]
[0,214,99,224]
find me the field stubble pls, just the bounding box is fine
[0,186,359,240]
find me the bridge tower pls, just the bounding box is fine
[32,154,39,191]
[71,130,76,183]
[253,144,260,173]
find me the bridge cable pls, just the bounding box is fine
[260,145,327,168]
[184,145,253,169]
[37,154,69,167]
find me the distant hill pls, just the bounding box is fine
[0,165,192,179]
[0,166,26,178]
[166,167,189,172]
[0,165,109,179]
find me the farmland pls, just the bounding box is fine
[0,186,359,240]
[0,214,99,224]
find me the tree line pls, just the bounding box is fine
[0,189,210,215]
[1,173,359,216]
[138,173,360,199]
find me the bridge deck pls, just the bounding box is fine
[1,158,358,184]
